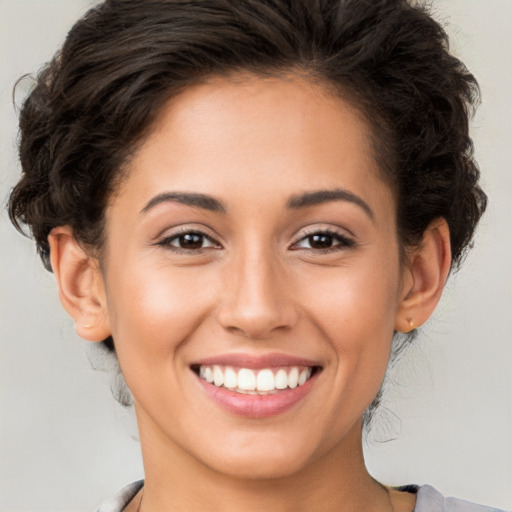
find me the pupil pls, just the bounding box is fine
[309,234,333,249]
[180,233,203,249]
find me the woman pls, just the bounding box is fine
[5,0,509,510]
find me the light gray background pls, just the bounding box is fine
[1,1,511,510]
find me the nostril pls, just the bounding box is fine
[225,325,246,337]
[216,301,299,340]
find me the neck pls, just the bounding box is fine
[136,411,392,512]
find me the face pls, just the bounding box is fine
[100,75,406,479]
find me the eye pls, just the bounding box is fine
[157,230,220,251]
[291,230,354,251]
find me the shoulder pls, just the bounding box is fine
[414,485,507,512]
[96,480,144,512]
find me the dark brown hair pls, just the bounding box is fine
[8,0,486,359]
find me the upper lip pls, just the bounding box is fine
[190,352,321,369]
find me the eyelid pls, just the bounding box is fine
[154,225,223,251]
[289,226,355,251]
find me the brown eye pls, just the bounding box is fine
[177,233,205,249]
[158,230,220,251]
[308,233,335,249]
[292,230,354,251]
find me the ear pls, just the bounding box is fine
[48,226,111,342]
[395,218,452,333]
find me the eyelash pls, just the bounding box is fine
[155,228,355,254]
[156,229,221,253]
[290,229,355,253]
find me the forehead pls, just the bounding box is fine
[115,74,394,219]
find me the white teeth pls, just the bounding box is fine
[224,367,237,389]
[196,365,315,394]
[274,369,288,390]
[298,368,309,386]
[204,367,214,383]
[256,369,275,391]
[237,368,256,391]
[213,365,224,387]
[288,367,299,389]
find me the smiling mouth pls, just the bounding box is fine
[191,364,321,395]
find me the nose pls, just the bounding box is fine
[216,248,298,340]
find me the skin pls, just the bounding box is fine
[49,75,451,512]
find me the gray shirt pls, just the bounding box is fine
[414,485,505,512]
[96,480,506,512]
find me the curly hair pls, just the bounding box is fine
[8,0,486,360]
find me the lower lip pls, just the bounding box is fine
[195,371,319,419]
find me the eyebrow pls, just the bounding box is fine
[140,192,226,214]
[287,188,374,221]
[140,188,374,219]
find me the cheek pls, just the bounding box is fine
[299,257,400,339]
[104,261,217,359]
[297,257,400,398]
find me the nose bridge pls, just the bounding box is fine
[216,239,296,339]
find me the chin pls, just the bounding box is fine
[193,433,324,481]
[207,453,312,481]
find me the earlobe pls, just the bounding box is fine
[395,218,452,333]
[48,226,111,342]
